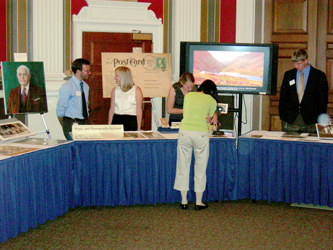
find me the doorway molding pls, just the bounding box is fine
[72,0,164,130]
[72,0,163,59]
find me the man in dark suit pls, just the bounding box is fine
[279,49,328,133]
[7,65,48,114]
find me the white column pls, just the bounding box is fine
[236,0,256,43]
[236,0,265,134]
[171,0,201,81]
[29,0,66,139]
[32,0,66,86]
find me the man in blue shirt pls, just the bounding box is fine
[56,58,91,139]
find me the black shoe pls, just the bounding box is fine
[180,203,188,210]
[194,203,208,211]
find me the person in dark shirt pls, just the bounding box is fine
[279,49,328,133]
[166,73,195,126]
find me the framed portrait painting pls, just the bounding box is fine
[1,61,48,114]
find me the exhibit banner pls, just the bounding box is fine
[102,53,172,98]
[72,124,124,140]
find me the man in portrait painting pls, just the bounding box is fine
[7,65,48,114]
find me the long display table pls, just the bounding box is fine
[0,143,74,243]
[71,137,238,207]
[0,137,238,242]
[238,134,333,207]
[3,133,333,243]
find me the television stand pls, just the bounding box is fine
[227,93,243,137]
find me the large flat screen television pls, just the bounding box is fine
[180,42,278,95]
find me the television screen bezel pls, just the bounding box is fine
[180,42,278,95]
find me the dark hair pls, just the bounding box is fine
[71,58,91,74]
[197,79,217,101]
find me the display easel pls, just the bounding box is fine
[36,113,51,139]
[3,54,51,139]
[9,113,52,139]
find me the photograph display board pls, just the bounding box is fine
[1,61,48,114]
[125,131,165,139]
[316,124,333,139]
[102,53,172,98]
[13,138,67,146]
[0,118,35,141]
[0,145,38,156]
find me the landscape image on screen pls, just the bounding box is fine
[193,50,264,88]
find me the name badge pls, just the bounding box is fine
[76,91,81,96]
[289,79,295,86]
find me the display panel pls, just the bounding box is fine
[180,42,278,95]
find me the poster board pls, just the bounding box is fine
[1,61,48,114]
[102,53,172,98]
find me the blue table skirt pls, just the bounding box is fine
[4,135,332,243]
[72,138,238,207]
[0,137,238,242]
[0,143,74,242]
[238,137,333,207]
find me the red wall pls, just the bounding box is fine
[0,1,235,67]
[71,0,163,20]
[138,0,163,21]
[0,1,7,64]
[71,0,88,16]
[220,0,236,43]
[71,1,235,42]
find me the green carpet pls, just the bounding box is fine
[1,200,333,249]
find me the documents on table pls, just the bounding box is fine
[241,130,321,142]
[72,124,167,140]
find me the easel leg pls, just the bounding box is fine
[40,113,51,139]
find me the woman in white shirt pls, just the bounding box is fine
[108,66,143,131]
